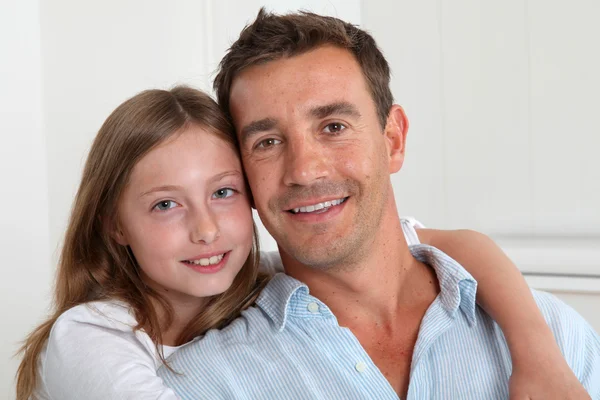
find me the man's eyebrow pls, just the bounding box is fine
[239,118,278,145]
[140,185,183,198]
[308,102,361,120]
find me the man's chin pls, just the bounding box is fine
[281,242,355,271]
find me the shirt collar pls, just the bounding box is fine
[256,273,310,332]
[257,244,478,330]
[409,244,478,326]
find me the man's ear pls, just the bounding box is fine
[383,105,409,173]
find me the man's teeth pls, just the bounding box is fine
[187,253,225,266]
[292,198,346,214]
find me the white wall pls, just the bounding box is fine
[2,0,599,397]
[364,0,600,237]
[1,1,50,398]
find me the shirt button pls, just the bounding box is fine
[355,361,367,373]
[307,302,320,314]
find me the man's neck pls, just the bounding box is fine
[281,212,439,328]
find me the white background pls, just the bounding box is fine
[1,0,599,397]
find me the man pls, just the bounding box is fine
[159,9,600,399]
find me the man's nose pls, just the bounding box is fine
[282,136,330,186]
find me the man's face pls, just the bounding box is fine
[229,45,405,269]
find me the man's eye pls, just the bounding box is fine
[256,138,282,149]
[153,200,178,211]
[212,188,235,199]
[323,122,346,134]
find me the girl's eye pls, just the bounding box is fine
[212,188,235,199]
[153,200,178,211]
[256,138,282,149]
[323,122,346,134]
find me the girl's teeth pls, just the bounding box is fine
[292,198,346,214]
[189,253,224,266]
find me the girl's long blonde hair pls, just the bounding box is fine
[15,86,268,400]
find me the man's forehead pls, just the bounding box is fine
[233,47,359,89]
[228,46,368,122]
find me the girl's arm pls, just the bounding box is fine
[416,228,590,399]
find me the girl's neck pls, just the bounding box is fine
[159,302,206,346]
[146,287,209,346]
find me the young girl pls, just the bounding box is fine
[16,87,585,399]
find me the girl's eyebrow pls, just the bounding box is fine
[138,171,242,198]
[139,185,183,198]
[211,170,243,183]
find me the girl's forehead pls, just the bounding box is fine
[127,128,242,189]
[156,127,237,158]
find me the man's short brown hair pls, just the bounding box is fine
[214,8,394,129]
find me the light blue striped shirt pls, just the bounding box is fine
[160,245,600,399]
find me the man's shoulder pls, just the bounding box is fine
[172,273,305,361]
[160,305,277,394]
[176,305,275,354]
[531,289,598,338]
[531,289,600,345]
[530,290,600,394]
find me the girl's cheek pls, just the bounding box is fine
[143,220,184,248]
[219,202,253,236]
[217,208,246,230]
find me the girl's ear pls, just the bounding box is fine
[104,216,128,245]
[113,227,128,246]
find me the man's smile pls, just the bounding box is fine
[287,197,348,214]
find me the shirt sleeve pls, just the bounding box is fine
[42,307,181,400]
[533,291,600,397]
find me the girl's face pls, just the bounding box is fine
[116,125,254,308]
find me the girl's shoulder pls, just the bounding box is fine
[46,299,156,362]
[37,300,175,399]
[46,300,156,362]
[53,299,137,332]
